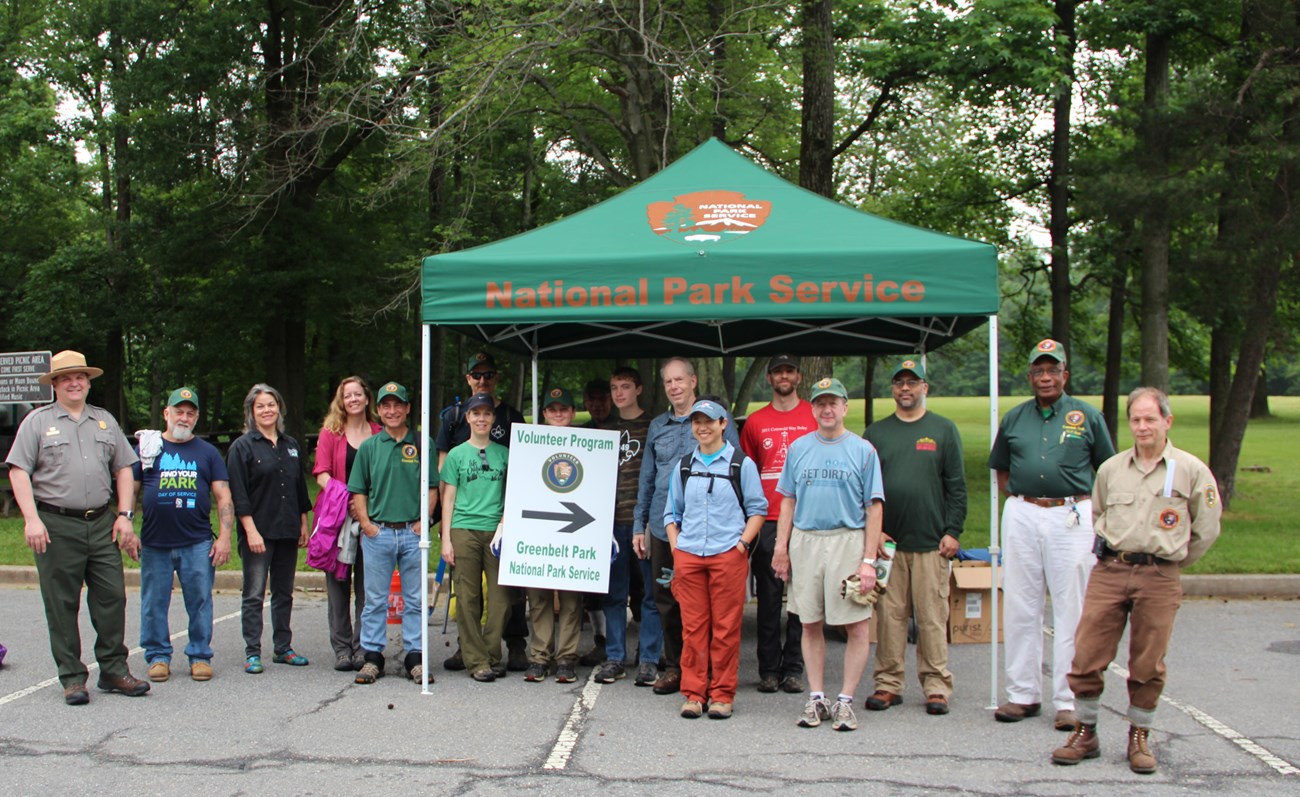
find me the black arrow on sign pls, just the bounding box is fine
[521,502,595,534]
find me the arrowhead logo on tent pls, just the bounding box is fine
[646,190,771,246]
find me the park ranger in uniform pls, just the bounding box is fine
[5,350,149,704]
[1051,387,1221,774]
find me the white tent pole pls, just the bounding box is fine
[419,324,431,695]
[987,314,1001,710]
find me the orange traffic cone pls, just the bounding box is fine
[387,570,403,624]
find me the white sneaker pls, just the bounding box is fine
[798,697,832,728]
[831,700,858,731]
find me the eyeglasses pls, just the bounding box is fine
[477,447,491,471]
[892,378,922,388]
[1030,366,1064,377]
[468,371,497,381]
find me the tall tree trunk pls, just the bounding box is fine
[798,0,834,198]
[1208,321,1232,459]
[732,357,765,418]
[708,0,728,141]
[1048,0,1076,349]
[863,355,877,430]
[1101,268,1127,447]
[1249,368,1270,418]
[1138,31,1171,390]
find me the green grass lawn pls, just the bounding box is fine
[1,396,1295,574]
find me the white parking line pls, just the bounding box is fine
[1106,660,1299,777]
[543,671,603,771]
[0,607,244,707]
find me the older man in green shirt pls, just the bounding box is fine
[864,358,966,717]
[347,381,438,686]
[988,339,1115,730]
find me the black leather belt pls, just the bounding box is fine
[1100,547,1171,566]
[37,502,110,521]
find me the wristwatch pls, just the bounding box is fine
[118,510,135,521]
[738,539,751,552]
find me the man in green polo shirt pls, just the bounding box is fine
[347,381,438,686]
[864,357,966,717]
[988,340,1115,729]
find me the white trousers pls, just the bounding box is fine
[1001,496,1095,710]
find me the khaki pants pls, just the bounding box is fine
[873,549,953,697]
[526,588,583,666]
[1068,557,1181,724]
[450,528,512,674]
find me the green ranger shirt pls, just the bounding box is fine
[988,393,1115,498]
[864,411,967,551]
[440,440,508,531]
[347,427,437,524]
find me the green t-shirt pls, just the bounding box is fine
[864,411,967,551]
[987,394,1115,497]
[440,440,508,531]
[346,428,438,524]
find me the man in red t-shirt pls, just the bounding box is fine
[738,354,817,694]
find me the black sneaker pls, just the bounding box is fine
[758,675,780,693]
[555,663,577,683]
[524,663,548,682]
[491,662,508,679]
[634,661,658,687]
[780,675,805,694]
[507,646,529,672]
[443,648,465,671]
[579,636,606,667]
[594,661,626,684]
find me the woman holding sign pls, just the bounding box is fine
[663,399,767,720]
[440,393,511,683]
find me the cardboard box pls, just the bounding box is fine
[948,561,1004,644]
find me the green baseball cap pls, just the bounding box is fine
[167,387,199,409]
[544,387,574,409]
[377,381,409,403]
[1030,338,1066,366]
[810,377,848,401]
[466,352,497,373]
[892,358,926,381]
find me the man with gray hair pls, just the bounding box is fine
[1052,387,1220,774]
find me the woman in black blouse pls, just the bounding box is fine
[226,383,312,674]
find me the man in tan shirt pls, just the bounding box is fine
[1051,387,1221,775]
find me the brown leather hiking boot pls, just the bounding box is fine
[1051,723,1100,765]
[1127,725,1157,774]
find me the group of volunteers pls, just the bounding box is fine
[6,341,1220,776]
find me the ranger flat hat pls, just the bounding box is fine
[38,350,103,385]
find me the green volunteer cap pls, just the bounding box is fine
[544,387,574,409]
[892,358,927,381]
[167,387,199,409]
[377,381,409,403]
[810,377,848,401]
[466,352,497,373]
[1030,338,1066,367]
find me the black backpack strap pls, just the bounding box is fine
[678,450,747,508]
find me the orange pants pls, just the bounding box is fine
[671,546,749,704]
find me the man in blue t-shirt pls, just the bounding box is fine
[133,387,233,683]
[772,378,886,733]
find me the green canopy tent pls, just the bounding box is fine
[414,139,1006,705]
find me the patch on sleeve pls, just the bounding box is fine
[1204,486,1217,508]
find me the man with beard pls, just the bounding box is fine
[738,354,815,695]
[135,387,234,683]
[863,359,966,716]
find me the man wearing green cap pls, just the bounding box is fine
[347,381,439,685]
[772,376,885,732]
[864,359,966,716]
[989,339,1115,729]
[134,387,234,683]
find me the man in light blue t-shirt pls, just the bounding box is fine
[773,377,885,733]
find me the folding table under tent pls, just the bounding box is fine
[414,138,1005,706]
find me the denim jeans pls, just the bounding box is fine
[635,542,664,667]
[140,540,215,664]
[605,524,648,664]
[359,524,423,656]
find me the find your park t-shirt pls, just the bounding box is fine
[134,437,229,548]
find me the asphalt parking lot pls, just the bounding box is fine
[0,584,1295,796]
